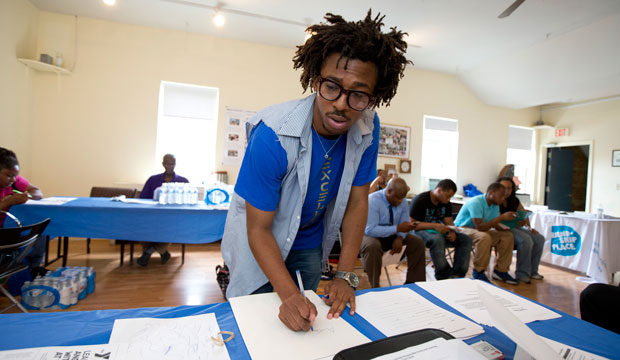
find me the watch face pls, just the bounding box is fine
[348,272,360,287]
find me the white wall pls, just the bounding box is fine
[0,0,39,179]
[539,98,620,216]
[5,8,540,198]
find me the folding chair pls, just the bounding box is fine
[0,211,50,313]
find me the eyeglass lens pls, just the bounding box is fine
[319,78,371,111]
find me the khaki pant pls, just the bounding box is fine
[457,228,514,273]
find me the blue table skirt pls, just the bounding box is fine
[10,197,228,243]
[1,284,619,359]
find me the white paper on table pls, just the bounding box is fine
[478,285,562,360]
[372,337,486,360]
[229,290,370,360]
[109,313,231,360]
[25,196,77,205]
[417,278,560,326]
[118,198,158,205]
[355,287,484,339]
[381,245,406,266]
[0,343,128,360]
[514,336,610,360]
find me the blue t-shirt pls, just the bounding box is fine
[235,113,380,250]
[454,194,499,228]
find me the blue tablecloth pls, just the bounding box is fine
[10,197,228,243]
[1,284,618,359]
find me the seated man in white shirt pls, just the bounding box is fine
[361,178,425,288]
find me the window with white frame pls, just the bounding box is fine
[155,81,219,184]
[506,125,535,195]
[421,116,459,191]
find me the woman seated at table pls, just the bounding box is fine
[0,147,46,276]
[497,176,544,284]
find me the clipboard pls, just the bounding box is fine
[333,328,454,360]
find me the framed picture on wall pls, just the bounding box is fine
[378,124,410,159]
[613,149,620,167]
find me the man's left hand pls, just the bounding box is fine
[323,278,356,319]
[390,237,403,255]
[446,231,456,242]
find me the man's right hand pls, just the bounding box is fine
[435,224,450,234]
[500,211,518,221]
[396,221,415,233]
[278,292,317,332]
[445,231,457,242]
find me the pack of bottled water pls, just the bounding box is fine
[20,266,95,311]
[155,182,199,205]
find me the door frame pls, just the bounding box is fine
[536,140,594,212]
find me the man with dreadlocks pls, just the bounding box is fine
[222,10,411,331]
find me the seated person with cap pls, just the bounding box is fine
[361,178,425,288]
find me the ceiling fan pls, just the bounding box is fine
[498,0,526,18]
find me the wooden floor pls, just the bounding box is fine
[1,238,594,317]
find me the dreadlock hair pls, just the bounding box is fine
[0,147,19,170]
[292,9,412,107]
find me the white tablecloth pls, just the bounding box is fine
[530,210,620,283]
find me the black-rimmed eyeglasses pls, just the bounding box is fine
[317,76,374,111]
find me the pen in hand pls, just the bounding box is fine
[295,269,314,331]
[12,189,32,198]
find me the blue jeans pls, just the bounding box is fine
[511,227,545,279]
[252,244,323,294]
[415,230,472,280]
[26,235,47,268]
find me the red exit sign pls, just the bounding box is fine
[555,128,569,137]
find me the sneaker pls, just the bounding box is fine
[472,269,491,283]
[492,269,519,285]
[136,252,151,267]
[517,276,531,284]
[215,264,230,298]
[531,273,544,280]
[160,251,171,264]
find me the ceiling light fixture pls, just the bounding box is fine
[163,0,306,27]
[103,0,116,6]
[213,11,226,27]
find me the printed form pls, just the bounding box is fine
[355,287,484,339]
[417,278,560,327]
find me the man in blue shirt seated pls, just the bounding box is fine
[221,10,412,332]
[136,153,189,266]
[361,178,425,288]
[454,182,518,284]
[409,179,472,280]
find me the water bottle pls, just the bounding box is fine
[86,267,96,294]
[159,183,169,205]
[78,271,87,300]
[68,276,78,305]
[60,279,72,309]
[191,186,198,204]
[175,183,184,204]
